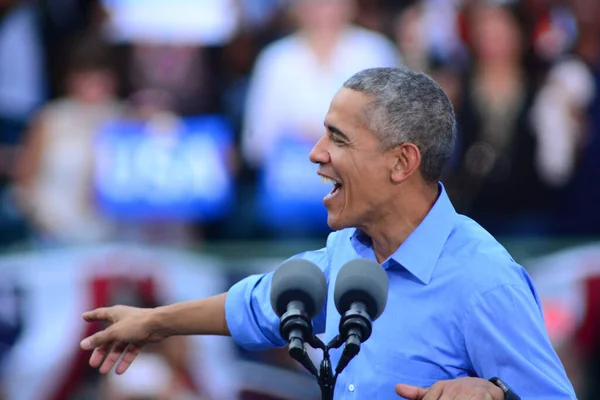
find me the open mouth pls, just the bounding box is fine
[320,175,343,199]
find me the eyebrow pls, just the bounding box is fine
[325,123,350,142]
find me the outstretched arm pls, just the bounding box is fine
[80,293,229,374]
[81,242,332,375]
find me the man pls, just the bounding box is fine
[80,68,576,399]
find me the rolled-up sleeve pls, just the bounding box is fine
[225,248,330,351]
[464,281,577,399]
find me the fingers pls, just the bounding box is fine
[80,306,144,375]
[395,384,428,400]
[115,343,143,375]
[488,385,505,400]
[422,381,444,400]
[89,342,144,375]
[99,341,128,374]
[89,343,112,368]
[82,307,113,322]
[80,328,114,350]
[398,378,502,400]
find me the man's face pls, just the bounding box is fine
[309,88,396,230]
[294,0,355,33]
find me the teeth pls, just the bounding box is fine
[320,176,337,185]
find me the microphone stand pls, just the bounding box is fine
[286,333,365,400]
[281,304,373,399]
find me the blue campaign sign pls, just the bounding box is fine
[94,115,235,221]
[256,138,331,232]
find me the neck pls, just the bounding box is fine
[478,60,520,77]
[302,28,346,63]
[360,181,440,263]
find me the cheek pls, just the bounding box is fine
[345,166,386,204]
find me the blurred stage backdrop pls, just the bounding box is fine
[1,240,599,400]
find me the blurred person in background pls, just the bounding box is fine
[125,43,218,118]
[0,0,46,246]
[445,1,551,236]
[14,34,124,246]
[235,0,283,35]
[241,0,400,169]
[109,89,202,247]
[98,0,254,243]
[527,0,578,71]
[392,3,430,73]
[102,0,240,119]
[391,2,464,114]
[37,0,108,98]
[391,0,466,74]
[531,0,600,236]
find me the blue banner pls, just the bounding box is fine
[93,115,235,221]
[256,138,331,233]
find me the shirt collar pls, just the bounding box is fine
[350,183,457,285]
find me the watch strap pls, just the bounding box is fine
[489,377,521,400]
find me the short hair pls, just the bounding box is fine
[343,67,456,183]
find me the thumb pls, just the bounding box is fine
[395,383,428,399]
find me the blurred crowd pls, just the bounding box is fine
[0,0,598,250]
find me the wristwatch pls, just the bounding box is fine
[489,377,521,400]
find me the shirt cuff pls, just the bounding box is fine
[225,274,285,351]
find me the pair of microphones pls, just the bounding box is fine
[269,258,389,399]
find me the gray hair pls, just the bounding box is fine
[343,67,456,183]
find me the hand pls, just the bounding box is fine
[79,305,167,375]
[395,377,505,400]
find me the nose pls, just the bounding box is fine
[309,136,330,165]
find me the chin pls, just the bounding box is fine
[326,213,349,231]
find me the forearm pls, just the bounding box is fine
[152,293,230,337]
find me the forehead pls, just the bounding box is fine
[324,88,372,129]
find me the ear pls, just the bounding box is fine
[390,143,421,183]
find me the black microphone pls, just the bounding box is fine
[333,259,389,374]
[270,259,327,376]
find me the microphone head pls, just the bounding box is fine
[334,259,389,321]
[270,259,327,319]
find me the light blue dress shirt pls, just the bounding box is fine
[225,185,577,399]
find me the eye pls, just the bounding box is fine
[331,133,345,145]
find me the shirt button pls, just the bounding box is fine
[349,384,355,392]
